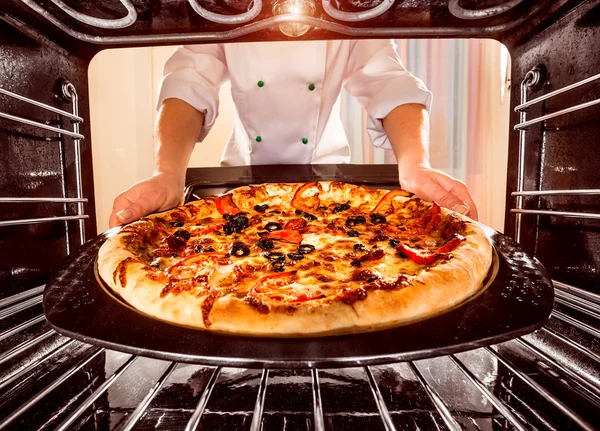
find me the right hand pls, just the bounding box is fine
[108,173,184,228]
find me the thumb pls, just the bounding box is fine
[114,196,155,226]
[432,190,470,216]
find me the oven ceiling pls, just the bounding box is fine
[4,0,583,49]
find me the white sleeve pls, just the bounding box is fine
[157,44,228,141]
[343,39,432,150]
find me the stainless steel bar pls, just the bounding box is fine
[0,197,87,203]
[0,314,45,342]
[322,0,394,22]
[19,1,542,46]
[0,338,75,391]
[512,189,600,196]
[57,125,72,255]
[0,329,56,366]
[0,87,83,122]
[554,295,600,321]
[364,366,397,431]
[517,337,600,399]
[0,214,88,228]
[121,362,178,431]
[61,82,86,244]
[311,369,326,431]
[449,355,528,431]
[0,285,44,310]
[185,366,222,431]
[511,209,600,220]
[188,0,262,24]
[0,347,104,430]
[552,310,600,339]
[514,98,600,130]
[51,0,137,29]
[408,362,462,431]
[486,347,595,431]
[249,369,269,431]
[515,72,600,112]
[0,295,42,320]
[0,111,84,139]
[448,0,524,20]
[554,280,600,305]
[541,326,600,365]
[55,355,138,431]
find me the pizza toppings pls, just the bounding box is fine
[345,216,366,227]
[264,251,285,262]
[260,229,303,244]
[264,222,282,231]
[397,234,465,265]
[231,242,250,257]
[347,230,360,237]
[291,181,322,212]
[254,204,269,212]
[369,214,387,224]
[215,194,240,215]
[256,238,275,250]
[297,244,315,254]
[372,189,411,215]
[332,203,351,213]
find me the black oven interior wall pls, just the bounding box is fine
[0,5,97,299]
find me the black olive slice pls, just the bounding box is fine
[264,251,285,262]
[231,242,250,257]
[272,261,286,272]
[170,221,184,227]
[332,203,351,213]
[256,238,274,251]
[222,214,232,220]
[254,204,269,212]
[345,216,366,227]
[370,213,387,224]
[389,239,399,248]
[353,244,367,252]
[287,253,305,261]
[297,244,316,254]
[265,222,282,231]
[232,215,249,229]
[172,229,191,240]
[347,230,360,237]
[166,235,186,250]
[350,260,362,267]
[195,245,215,253]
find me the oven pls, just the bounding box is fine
[0,1,599,430]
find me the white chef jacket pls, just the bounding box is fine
[157,39,432,166]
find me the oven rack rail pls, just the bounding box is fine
[0,84,87,249]
[0,283,598,430]
[17,0,543,46]
[513,70,600,242]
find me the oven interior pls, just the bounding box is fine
[1,1,599,430]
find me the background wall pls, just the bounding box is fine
[89,40,510,233]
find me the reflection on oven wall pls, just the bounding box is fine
[88,39,511,233]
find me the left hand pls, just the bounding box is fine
[398,165,479,221]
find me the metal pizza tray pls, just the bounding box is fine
[43,225,554,369]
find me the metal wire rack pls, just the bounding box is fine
[0,279,598,430]
[0,84,88,250]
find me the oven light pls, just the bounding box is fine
[272,0,316,37]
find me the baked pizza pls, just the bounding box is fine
[98,182,492,337]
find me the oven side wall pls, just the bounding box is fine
[0,19,96,296]
[504,1,600,293]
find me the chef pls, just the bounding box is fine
[109,39,478,227]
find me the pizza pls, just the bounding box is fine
[98,181,492,337]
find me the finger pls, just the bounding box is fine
[109,194,135,228]
[111,195,156,228]
[435,176,479,221]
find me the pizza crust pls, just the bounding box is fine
[98,182,493,337]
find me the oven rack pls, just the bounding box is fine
[0,283,598,430]
[512,69,600,243]
[17,0,545,46]
[0,83,87,250]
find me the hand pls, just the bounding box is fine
[108,173,185,228]
[398,165,479,221]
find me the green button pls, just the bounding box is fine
[308,83,315,91]
[302,138,308,144]
[257,80,265,88]
[255,136,262,142]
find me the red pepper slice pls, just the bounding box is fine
[251,270,298,293]
[215,194,240,215]
[291,181,322,212]
[284,218,307,230]
[289,294,325,303]
[397,234,465,265]
[194,223,224,235]
[416,202,442,232]
[166,252,227,274]
[372,189,411,215]
[261,229,303,244]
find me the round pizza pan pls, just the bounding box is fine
[43,225,554,369]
